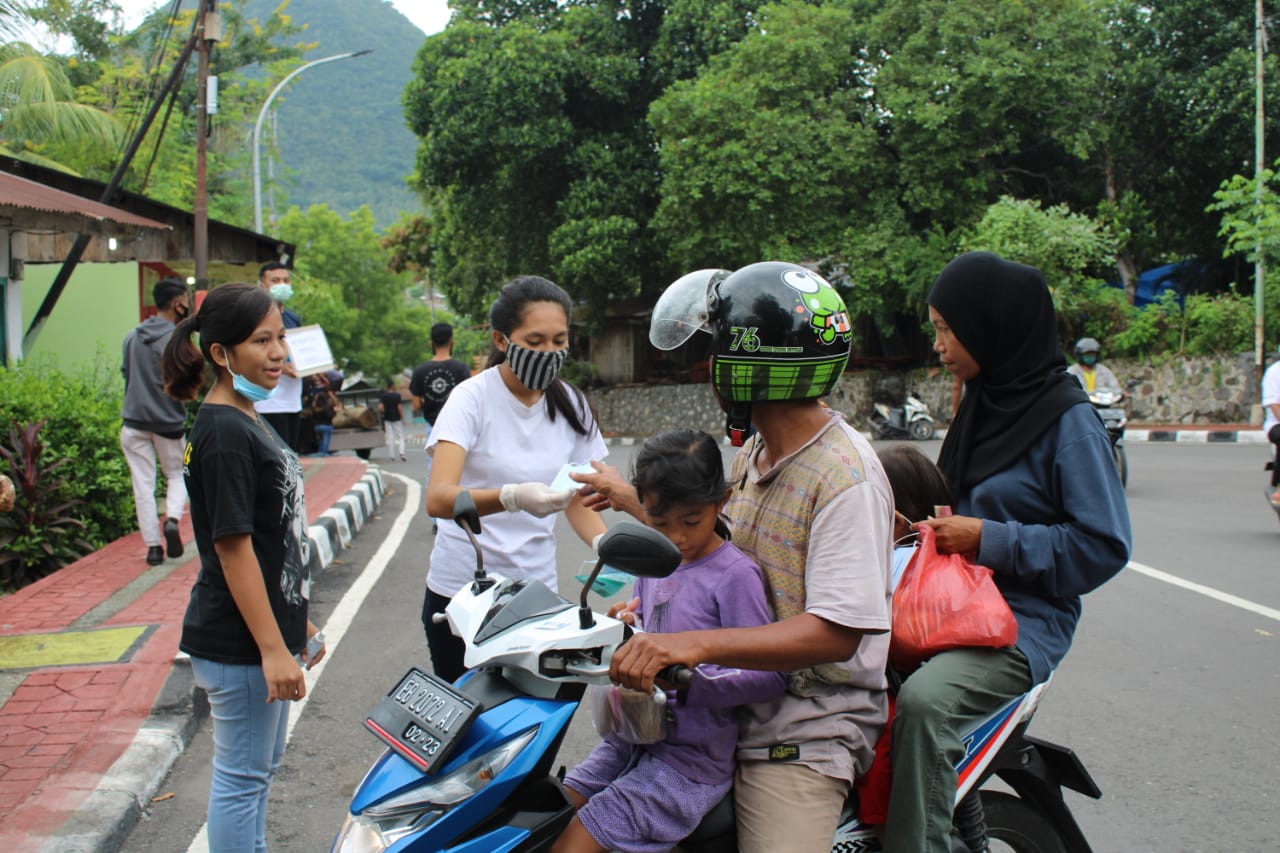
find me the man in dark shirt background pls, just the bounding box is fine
[408,323,471,528]
[380,379,406,461]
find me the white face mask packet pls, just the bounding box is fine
[550,461,595,492]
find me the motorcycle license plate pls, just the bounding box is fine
[1098,408,1125,419]
[364,668,480,773]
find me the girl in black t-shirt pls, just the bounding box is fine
[162,282,325,853]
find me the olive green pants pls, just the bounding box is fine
[882,646,1032,852]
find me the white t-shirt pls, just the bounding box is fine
[255,373,303,414]
[1263,360,1280,433]
[426,367,607,597]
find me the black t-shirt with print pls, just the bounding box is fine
[409,358,471,423]
[179,403,310,663]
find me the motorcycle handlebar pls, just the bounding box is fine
[658,665,694,689]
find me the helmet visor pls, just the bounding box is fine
[649,269,727,351]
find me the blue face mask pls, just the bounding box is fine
[230,367,277,403]
[220,350,278,403]
[270,283,294,302]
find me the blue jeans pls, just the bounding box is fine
[314,424,334,455]
[191,657,290,853]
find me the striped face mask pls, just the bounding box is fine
[504,338,568,391]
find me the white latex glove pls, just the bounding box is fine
[500,482,576,518]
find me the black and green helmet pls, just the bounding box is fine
[707,261,853,404]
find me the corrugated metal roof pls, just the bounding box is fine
[0,171,170,232]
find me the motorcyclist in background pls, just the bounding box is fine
[1067,337,1122,395]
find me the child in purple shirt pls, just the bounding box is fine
[553,430,786,853]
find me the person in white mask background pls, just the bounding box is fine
[422,275,608,682]
[254,261,305,452]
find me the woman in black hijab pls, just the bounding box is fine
[882,252,1131,851]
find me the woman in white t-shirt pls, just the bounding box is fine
[423,275,608,682]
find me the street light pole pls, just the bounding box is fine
[1256,0,1267,394]
[252,49,372,234]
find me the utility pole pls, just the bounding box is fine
[194,0,221,288]
[1257,0,1267,393]
[24,28,199,355]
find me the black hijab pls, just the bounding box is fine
[930,252,1087,496]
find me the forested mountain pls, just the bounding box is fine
[242,0,427,227]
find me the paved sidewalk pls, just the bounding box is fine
[0,456,387,853]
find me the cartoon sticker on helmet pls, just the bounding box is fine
[781,269,852,345]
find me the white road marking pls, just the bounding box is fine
[1127,560,1280,622]
[186,472,420,853]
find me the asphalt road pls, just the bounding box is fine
[121,440,1279,853]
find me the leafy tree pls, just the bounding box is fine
[652,0,1107,334]
[24,0,121,66]
[964,196,1123,346]
[276,203,424,379]
[1206,163,1280,342]
[1089,1,1280,299]
[405,0,757,323]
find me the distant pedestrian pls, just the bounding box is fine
[161,282,323,853]
[1262,353,1280,507]
[308,374,341,457]
[120,278,191,566]
[409,322,471,485]
[381,378,407,460]
[254,262,304,452]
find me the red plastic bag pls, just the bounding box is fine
[889,524,1018,671]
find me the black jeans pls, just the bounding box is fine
[422,588,466,683]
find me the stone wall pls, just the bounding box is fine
[584,354,1263,437]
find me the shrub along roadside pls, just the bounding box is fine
[0,355,140,589]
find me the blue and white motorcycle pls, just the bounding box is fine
[332,494,1101,853]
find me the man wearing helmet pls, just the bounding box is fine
[575,262,893,852]
[1067,337,1122,395]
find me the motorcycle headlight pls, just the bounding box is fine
[330,727,539,853]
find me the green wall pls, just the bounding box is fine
[22,263,140,373]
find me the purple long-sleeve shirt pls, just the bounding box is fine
[630,541,787,785]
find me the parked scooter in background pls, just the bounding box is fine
[1087,388,1129,488]
[868,390,936,441]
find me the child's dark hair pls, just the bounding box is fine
[486,275,595,437]
[878,443,952,523]
[161,283,276,402]
[632,429,730,539]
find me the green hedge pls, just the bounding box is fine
[0,353,138,575]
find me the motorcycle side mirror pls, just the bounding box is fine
[452,491,493,592]
[578,521,680,629]
[453,491,481,536]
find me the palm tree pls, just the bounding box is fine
[0,40,122,172]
